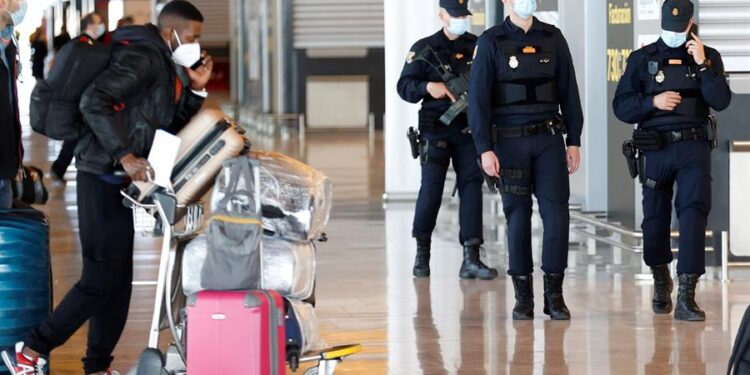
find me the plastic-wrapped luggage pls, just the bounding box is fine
[284,298,324,355]
[0,203,51,375]
[212,151,332,241]
[182,235,315,300]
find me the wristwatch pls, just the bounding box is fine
[698,58,712,72]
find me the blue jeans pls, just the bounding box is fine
[0,179,11,209]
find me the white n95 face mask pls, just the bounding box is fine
[171,30,201,69]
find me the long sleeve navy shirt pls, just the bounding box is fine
[613,38,732,129]
[468,17,584,155]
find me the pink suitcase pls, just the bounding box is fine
[186,290,286,374]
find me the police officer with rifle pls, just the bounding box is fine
[398,0,497,280]
[614,0,731,321]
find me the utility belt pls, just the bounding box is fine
[622,116,718,188]
[491,115,564,142]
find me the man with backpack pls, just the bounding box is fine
[1,2,213,374]
[0,0,26,210]
[49,12,107,182]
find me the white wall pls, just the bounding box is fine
[383,0,442,199]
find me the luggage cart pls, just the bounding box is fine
[122,190,360,375]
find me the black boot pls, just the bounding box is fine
[651,264,673,314]
[543,273,571,320]
[413,237,431,278]
[511,275,534,320]
[674,274,705,321]
[458,240,498,280]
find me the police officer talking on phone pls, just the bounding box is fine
[613,0,731,321]
[397,0,498,280]
[469,0,583,320]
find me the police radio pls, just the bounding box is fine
[412,46,470,126]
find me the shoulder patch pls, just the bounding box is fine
[406,51,416,64]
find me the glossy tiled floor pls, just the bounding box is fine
[16,87,749,374]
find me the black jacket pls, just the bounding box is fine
[0,37,22,180]
[78,24,204,175]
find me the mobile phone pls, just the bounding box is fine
[688,24,699,40]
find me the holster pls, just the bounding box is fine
[708,114,719,150]
[407,127,420,159]
[622,140,639,179]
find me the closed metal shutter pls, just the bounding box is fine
[292,0,384,49]
[191,0,230,45]
[699,0,750,73]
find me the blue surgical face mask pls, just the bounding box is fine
[95,23,106,39]
[10,0,27,26]
[514,0,537,20]
[661,29,687,48]
[447,17,470,36]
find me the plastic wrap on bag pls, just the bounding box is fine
[287,299,325,353]
[262,237,316,300]
[182,235,208,297]
[182,235,315,300]
[212,151,332,241]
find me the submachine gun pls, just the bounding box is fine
[411,45,470,126]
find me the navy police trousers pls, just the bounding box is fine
[495,133,570,275]
[640,140,711,275]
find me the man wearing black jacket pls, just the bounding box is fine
[0,0,25,210]
[1,2,213,374]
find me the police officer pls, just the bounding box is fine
[469,0,583,320]
[398,0,498,280]
[613,0,731,321]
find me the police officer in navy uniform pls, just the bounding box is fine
[398,0,498,280]
[469,0,583,320]
[613,0,731,321]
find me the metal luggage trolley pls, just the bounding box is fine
[122,188,360,375]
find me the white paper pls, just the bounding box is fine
[148,130,182,189]
[638,0,660,21]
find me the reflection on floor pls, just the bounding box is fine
[19,101,747,374]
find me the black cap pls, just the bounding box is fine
[440,0,472,17]
[662,0,694,32]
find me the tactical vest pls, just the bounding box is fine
[641,43,710,127]
[490,26,560,116]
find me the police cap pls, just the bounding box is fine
[662,0,694,32]
[440,0,472,17]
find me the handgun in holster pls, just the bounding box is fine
[622,140,639,180]
[708,114,718,150]
[407,127,421,159]
[412,46,471,126]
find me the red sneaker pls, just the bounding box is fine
[1,342,47,375]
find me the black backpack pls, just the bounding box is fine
[728,305,750,374]
[30,36,111,141]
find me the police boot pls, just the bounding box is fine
[674,274,705,322]
[511,274,534,320]
[413,237,431,278]
[651,264,673,314]
[458,240,498,280]
[543,273,571,320]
